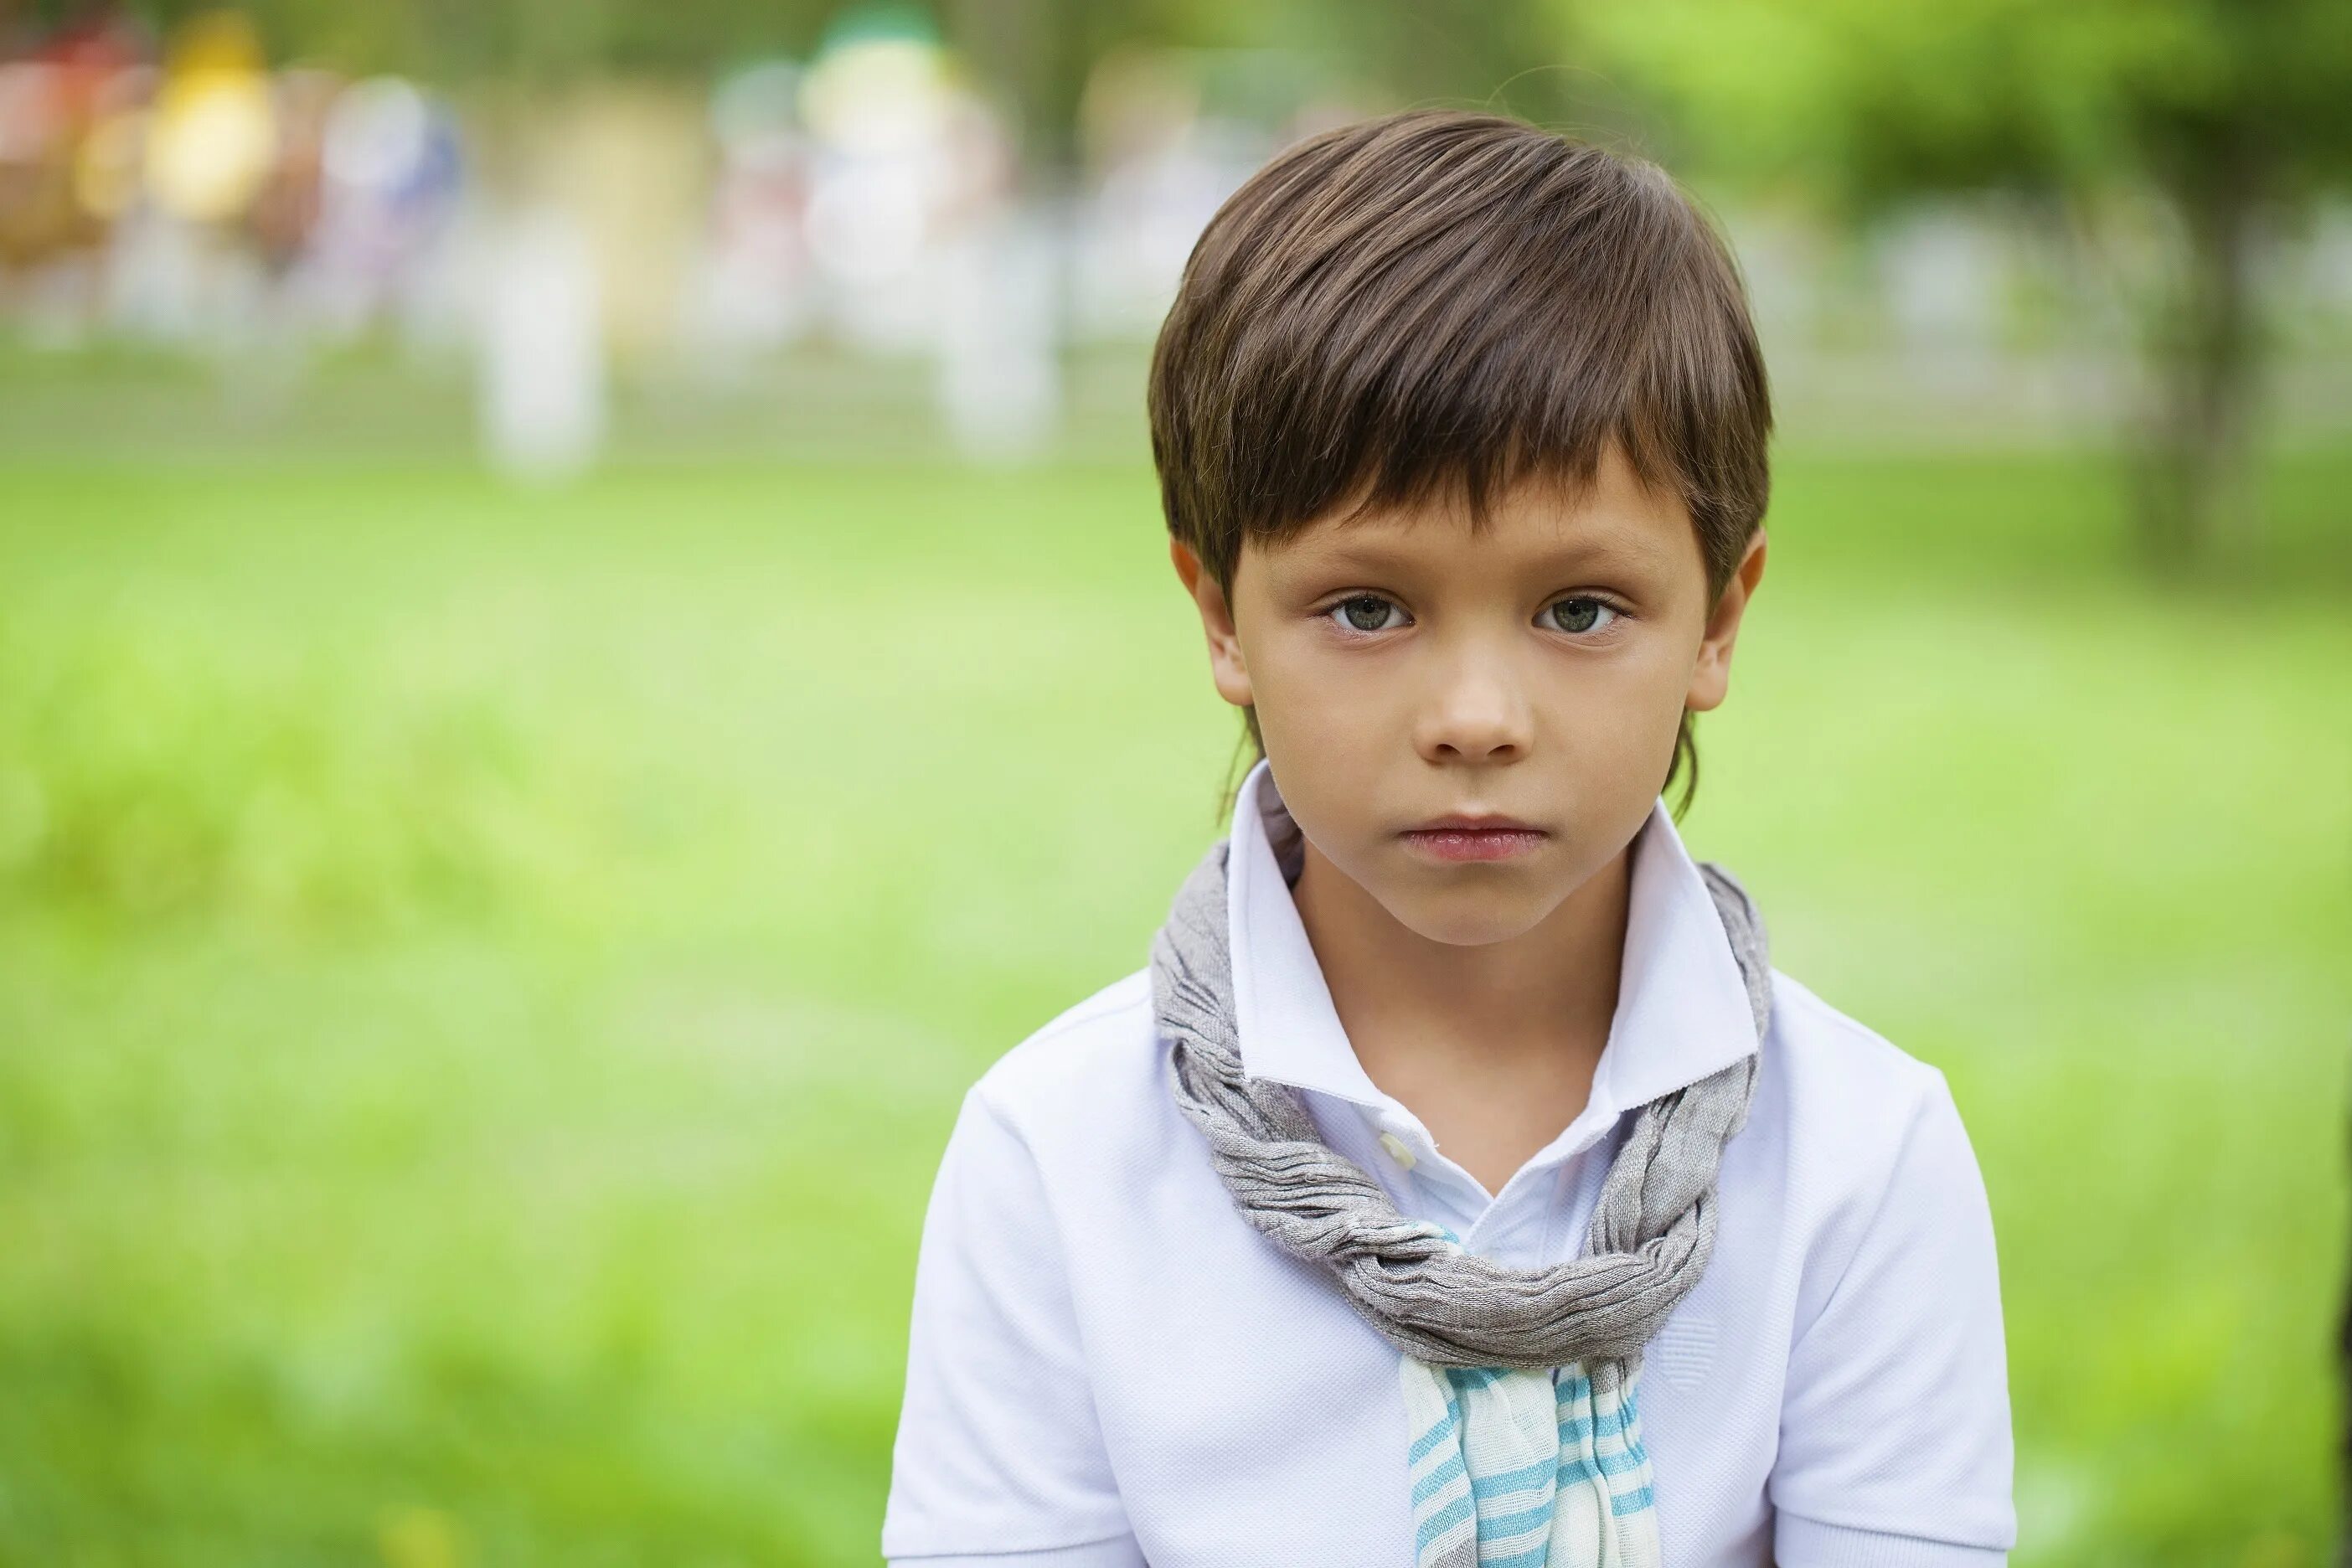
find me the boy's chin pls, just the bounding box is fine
[1371,875,1562,949]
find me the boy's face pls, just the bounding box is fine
[1172,436,1767,947]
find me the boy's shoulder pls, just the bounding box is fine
[967,967,1163,1130]
[1764,963,1950,1099]
[1759,962,1970,1189]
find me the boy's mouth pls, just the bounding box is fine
[1398,814,1550,863]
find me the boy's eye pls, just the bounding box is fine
[1543,596,1619,635]
[1329,594,1406,633]
[1327,595,1621,636]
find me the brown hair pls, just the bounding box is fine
[1148,108,1772,819]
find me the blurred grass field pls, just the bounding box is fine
[1,450,2348,1566]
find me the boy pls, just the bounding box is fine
[881,109,2015,1567]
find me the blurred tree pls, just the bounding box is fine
[1173,0,1620,132]
[938,0,1633,198]
[943,0,1132,192]
[1564,0,2352,565]
[107,0,840,82]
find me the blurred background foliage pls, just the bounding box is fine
[60,0,2352,558]
[0,0,2347,1564]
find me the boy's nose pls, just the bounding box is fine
[1413,652,1534,763]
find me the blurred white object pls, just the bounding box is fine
[292,76,467,343]
[477,207,606,482]
[683,59,813,362]
[935,207,1061,462]
[799,21,976,353]
[321,75,429,193]
[1875,201,2008,391]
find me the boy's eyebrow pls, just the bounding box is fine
[1277,529,1679,577]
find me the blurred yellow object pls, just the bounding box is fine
[75,108,147,220]
[145,10,276,223]
[802,36,951,153]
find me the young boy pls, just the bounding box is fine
[881,109,2015,1567]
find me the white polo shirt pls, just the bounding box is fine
[883,757,2016,1567]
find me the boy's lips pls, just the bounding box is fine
[1398,814,1550,863]
[1409,812,1541,833]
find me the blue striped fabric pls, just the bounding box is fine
[1396,1223,1663,1568]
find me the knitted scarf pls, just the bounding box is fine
[1148,816,1772,1568]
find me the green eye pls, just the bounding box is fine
[1332,595,1404,633]
[1545,597,1618,635]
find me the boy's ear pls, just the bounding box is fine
[1168,537,1254,710]
[1685,528,1767,714]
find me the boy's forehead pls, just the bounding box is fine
[1250,462,1691,575]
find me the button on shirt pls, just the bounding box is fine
[882,758,2017,1566]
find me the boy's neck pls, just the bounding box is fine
[1291,832,1632,1130]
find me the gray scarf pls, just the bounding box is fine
[1148,820,1772,1379]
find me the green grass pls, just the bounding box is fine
[0,451,2346,1565]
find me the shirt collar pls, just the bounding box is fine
[1225,755,1762,1127]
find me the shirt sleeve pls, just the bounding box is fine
[1769,1070,2019,1566]
[881,1080,1146,1565]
